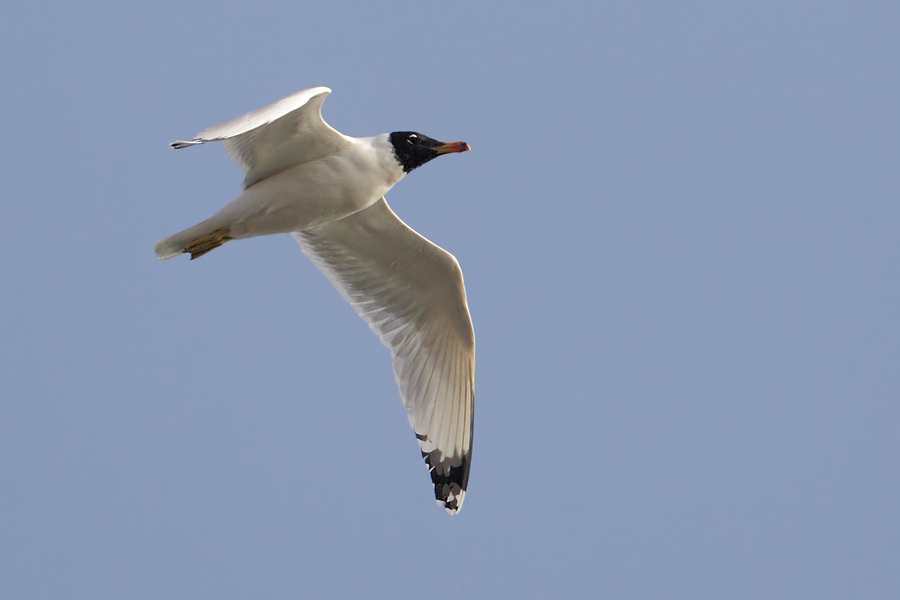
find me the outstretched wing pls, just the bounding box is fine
[293,198,475,514]
[171,86,350,188]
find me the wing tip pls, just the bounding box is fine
[425,451,470,515]
[438,489,466,514]
[170,139,202,149]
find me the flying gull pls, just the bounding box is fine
[155,87,475,513]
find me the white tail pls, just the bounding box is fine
[154,219,218,260]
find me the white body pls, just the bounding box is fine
[156,133,406,258]
[219,134,403,236]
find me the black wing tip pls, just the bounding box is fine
[424,451,470,514]
[170,139,202,149]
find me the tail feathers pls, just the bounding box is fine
[154,221,231,260]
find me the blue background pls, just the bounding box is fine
[2,1,898,598]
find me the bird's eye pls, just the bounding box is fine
[407,134,417,144]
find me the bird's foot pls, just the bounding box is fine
[184,228,232,260]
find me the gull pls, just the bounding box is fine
[155,87,474,513]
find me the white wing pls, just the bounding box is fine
[171,86,351,188]
[293,198,475,513]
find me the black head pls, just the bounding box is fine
[389,131,470,173]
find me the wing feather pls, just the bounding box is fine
[293,198,475,513]
[171,86,351,188]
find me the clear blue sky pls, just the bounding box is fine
[2,1,898,598]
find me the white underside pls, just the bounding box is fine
[155,134,403,259]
